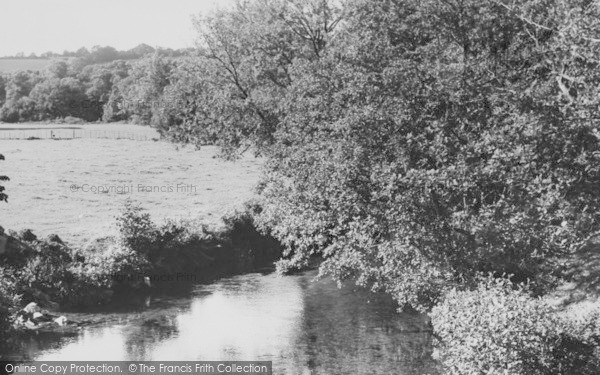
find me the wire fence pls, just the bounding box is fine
[0,129,156,141]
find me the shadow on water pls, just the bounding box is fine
[1,270,439,374]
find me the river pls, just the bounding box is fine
[2,269,439,375]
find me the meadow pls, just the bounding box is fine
[0,59,51,73]
[0,124,262,247]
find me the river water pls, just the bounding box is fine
[3,270,439,375]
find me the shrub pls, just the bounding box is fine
[115,199,158,254]
[431,277,600,375]
[12,234,76,304]
[19,254,74,302]
[0,268,20,335]
[221,201,282,271]
[115,201,210,268]
[18,228,38,242]
[72,241,151,290]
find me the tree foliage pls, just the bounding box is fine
[431,276,600,374]
[29,77,95,120]
[0,49,186,124]
[159,0,600,310]
[156,0,343,156]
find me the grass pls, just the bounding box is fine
[0,125,262,247]
[0,59,51,73]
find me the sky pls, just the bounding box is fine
[0,0,234,56]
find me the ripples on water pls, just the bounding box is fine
[4,270,439,375]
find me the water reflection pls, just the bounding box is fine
[5,270,438,374]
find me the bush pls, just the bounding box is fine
[115,199,158,254]
[114,201,213,273]
[72,241,151,290]
[0,268,20,335]
[12,234,76,304]
[19,253,74,302]
[220,201,282,271]
[18,228,38,242]
[431,277,600,375]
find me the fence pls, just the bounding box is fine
[0,129,156,141]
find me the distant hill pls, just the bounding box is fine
[0,59,52,73]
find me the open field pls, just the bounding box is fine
[0,130,262,247]
[0,59,51,72]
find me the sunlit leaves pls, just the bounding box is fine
[165,0,600,310]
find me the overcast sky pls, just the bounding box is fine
[0,0,233,56]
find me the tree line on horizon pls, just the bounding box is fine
[0,42,198,124]
[0,43,189,61]
[0,47,191,123]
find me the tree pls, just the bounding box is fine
[266,0,600,308]
[4,71,36,102]
[127,44,156,58]
[47,60,69,79]
[90,46,119,64]
[159,0,600,310]
[114,53,173,125]
[75,47,90,58]
[29,77,94,120]
[0,71,39,122]
[157,0,342,156]
[0,75,6,107]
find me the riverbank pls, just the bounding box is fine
[0,201,282,343]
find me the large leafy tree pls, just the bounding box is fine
[166,0,600,309]
[156,0,342,157]
[4,71,36,103]
[111,54,173,125]
[47,60,69,79]
[29,77,94,121]
[0,71,40,122]
[264,0,600,308]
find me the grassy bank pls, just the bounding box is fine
[0,200,281,340]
